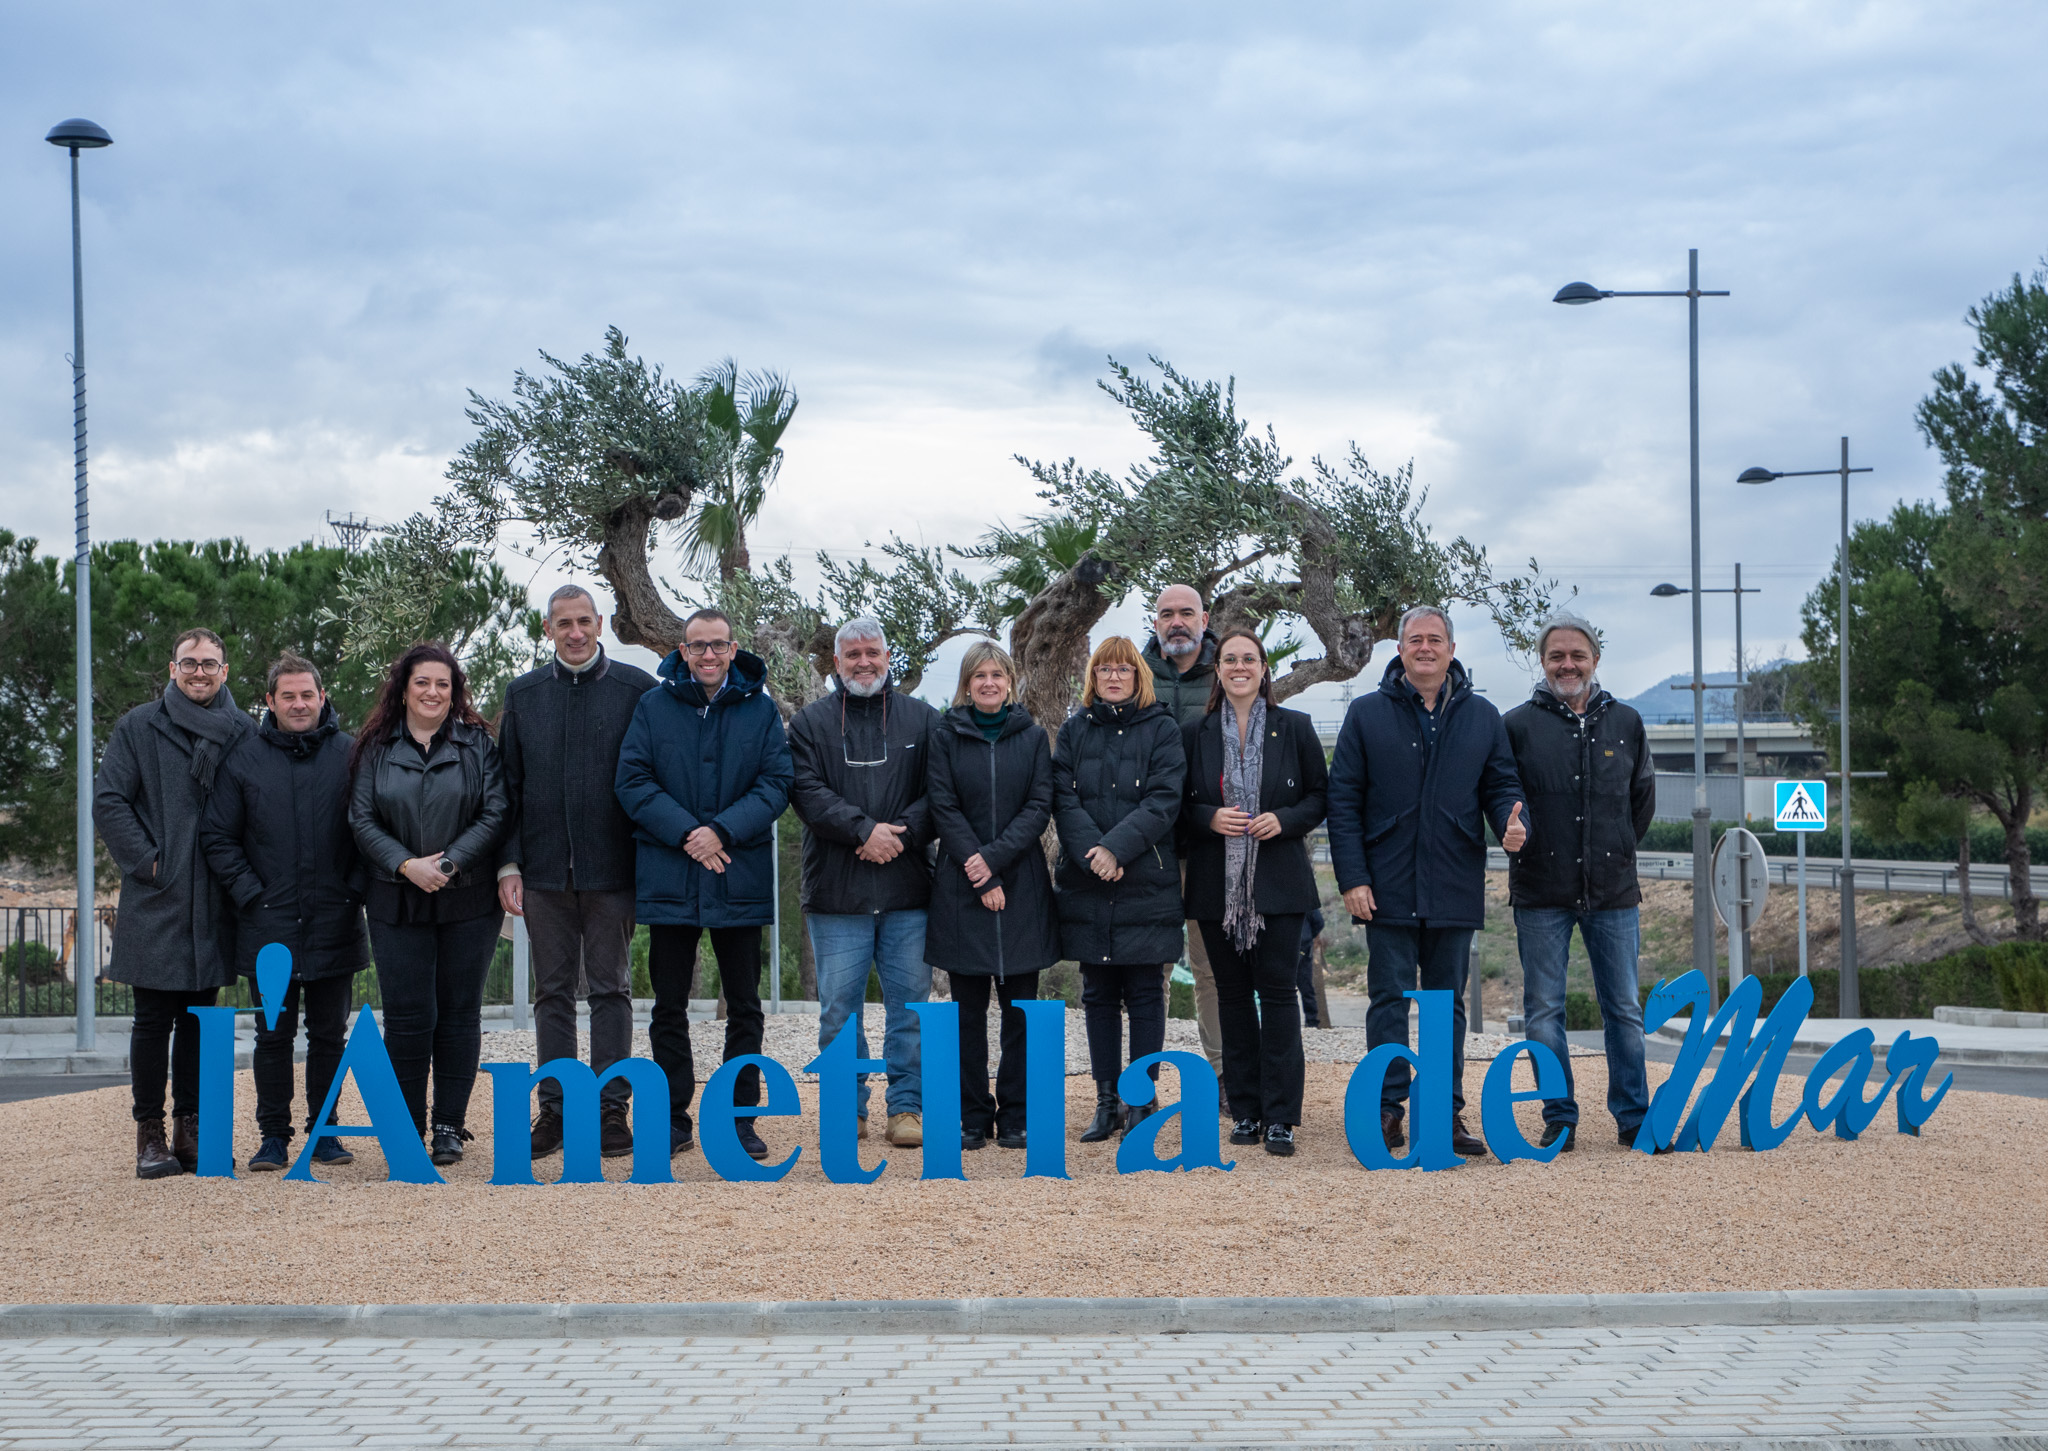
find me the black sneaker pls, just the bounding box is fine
[311,1136,354,1166]
[670,1123,696,1156]
[735,1118,770,1161]
[1263,1123,1295,1157]
[530,1106,565,1158]
[1229,1117,1264,1145]
[600,1103,635,1159]
[1540,1122,1575,1152]
[247,1136,289,1172]
[995,1128,1027,1149]
[429,1123,471,1166]
[962,1130,988,1151]
[1621,1126,1676,1155]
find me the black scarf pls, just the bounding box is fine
[161,681,245,795]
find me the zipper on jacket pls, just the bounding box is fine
[989,735,1005,984]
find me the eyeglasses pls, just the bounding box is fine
[1094,665,1136,677]
[684,640,735,657]
[840,692,888,767]
[173,659,225,676]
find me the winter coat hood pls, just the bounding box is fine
[657,646,768,708]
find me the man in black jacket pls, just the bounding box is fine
[199,652,368,1172]
[787,616,939,1148]
[496,586,657,1158]
[95,625,253,1179]
[1327,605,1526,1158]
[1502,611,1657,1152]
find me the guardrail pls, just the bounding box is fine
[1483,848,2046,899]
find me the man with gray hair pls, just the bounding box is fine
[1503,610,1657,1152]
[1327,604,1527,1160]
[786,616,940,1147]
[496,584,658,1158]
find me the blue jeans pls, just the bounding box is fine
[1365,924,1473,1116]
[808,910,932,1117]
[1514,906,1650,1135]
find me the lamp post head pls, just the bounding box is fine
[45,118,112,151]
[1650,583,1686,598]
[1552,282,1607,305]
[1736,467,1779,484]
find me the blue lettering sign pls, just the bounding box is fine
[805,1021,884,1185]
[907,1002,964,1181]
[286,1007,442,1184]
[481,1059,674,1185]
[1017,1000,1070,1180]
[1343,990,1464,1170]
[1115,1052,1232,1174]
[1478,1039,1570,1164]
[702,1054,803,1182]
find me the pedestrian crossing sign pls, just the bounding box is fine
[1774,780,1827,831]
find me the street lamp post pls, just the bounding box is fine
[1653,567,1763,998]
[1739,439,1874,1013]
[1556,250,1730,994]
[46,118,113,1054]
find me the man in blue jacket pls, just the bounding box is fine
[615,608,793,1160]
[1327,605,1527,1158]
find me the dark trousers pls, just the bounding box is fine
[1080,964,1167,1090]
[1365,922,1474,1117]
[649,924,763,1131]
[525,887,636,1109]
[1200,914,1307,1127]
[368,913,503,1135]
[949,970,1040,1137]
[129,986,218,1123]
[252,975,352,1141]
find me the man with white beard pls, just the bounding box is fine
[1502,611,1658,1153]
[787,616,940,1148]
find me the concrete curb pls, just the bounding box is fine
[3,1287,2043,1340]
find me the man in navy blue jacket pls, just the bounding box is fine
[615,608,793,1160]
[1327,606,1527,1158]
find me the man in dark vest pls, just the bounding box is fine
[496,585,657,1159]
[199,651,369,1171]
[95,625,254,1178]
[1503,611,1658,1152]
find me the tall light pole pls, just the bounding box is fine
[47,117,113,1053]
[1739,439,1874,1014]
[1652,567,1763,1000]
[1556,250,1730,991]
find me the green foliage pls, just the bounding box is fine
[0,531,74,868]
[960,513,1102,627]
[442,326,712,562]
[1637,817,2048,863]
[684,359,798,580]
[1993,946,2048,1012]
[2,941,62,989]
[1564,990,1602,1030]
[815,537,1000,694]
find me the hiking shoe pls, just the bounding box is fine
[1540,1122,1575,1152]
[1451,1112,1489,1159]
[886,1112,923,1147]
[429,1123,472,1166]
[136,1117,183,1180]
[311,1136,355,1166]
[735,1118,770,1160]
[530,1106,565,1157]
[600,1103,635,1159]
[1263,1123,1296,1157]
[247,1136,289,1172]
[1229,1117,1264,1146]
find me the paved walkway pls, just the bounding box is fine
[3,1321,2045,1447]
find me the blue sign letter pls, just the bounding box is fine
[1479,1040,1569,1165]
[188,1005,242,1178]
[1343,990,1463,1170]
[1887,1030,1950,1136]
[703,1054,803,1182]
[286,1007,442,1184]
[1017,999,1070,1180]
[1115,1052,1233,1174]
[482,1058,674,1185]
[806,1020,886,1184]
[908,1002,964,1181]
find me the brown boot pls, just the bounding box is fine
[136,1117,183,1179]
[1451,1111,1489,1159]
[171,1113,200,1173]
[1380,1109,1406,1149]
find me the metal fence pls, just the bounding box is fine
[1,905,529,1018]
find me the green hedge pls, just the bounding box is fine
[1622,939,2046,1022]
[1639,819,2048,865]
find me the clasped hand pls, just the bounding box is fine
[401,856,452,892]
[1209,807,1282,840]
[1085,844,1122,882]
[858,820,907,864]
[684,825,730,874]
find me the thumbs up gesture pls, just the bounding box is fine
[1502,802,1528,853]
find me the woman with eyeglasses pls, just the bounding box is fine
[348,643,510,1166]
[1051,636,1185,1143]
[1182,631,1327,1157]
[923,641,1057,1151]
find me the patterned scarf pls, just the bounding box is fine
[1221,695,1267,951]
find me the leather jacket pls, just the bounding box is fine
[349,717,511,891]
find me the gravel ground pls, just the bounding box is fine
[475,1004,1596,1078]
[4,1053,2041,1306]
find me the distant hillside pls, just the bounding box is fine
[1620,659,1797,723]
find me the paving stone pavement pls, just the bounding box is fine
[1,1321,2045,1448]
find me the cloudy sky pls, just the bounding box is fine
[3,3,2044,715]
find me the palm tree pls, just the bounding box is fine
[961,512,1102,626]
[686,360,798,581]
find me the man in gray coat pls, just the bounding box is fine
[496,585,657,1159]
[94,626,254,1179]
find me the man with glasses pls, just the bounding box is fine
[95,626,254,1178]
[497,585,657,1158]
[617,607,792,1160]
[787,616,940,1147]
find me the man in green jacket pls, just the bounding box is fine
[1141,583,1224,1090]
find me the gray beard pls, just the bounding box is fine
[1545,672,1596,702]
[1160,633,1198,658]
[839,673,886,699]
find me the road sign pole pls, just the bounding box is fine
[1796,833,1808,977]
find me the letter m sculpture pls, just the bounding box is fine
[482,1058,674,1185]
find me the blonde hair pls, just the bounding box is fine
[952,640,1019,708]
[1081,635,1156,708]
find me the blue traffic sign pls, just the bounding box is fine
[1774,780,1827,832]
